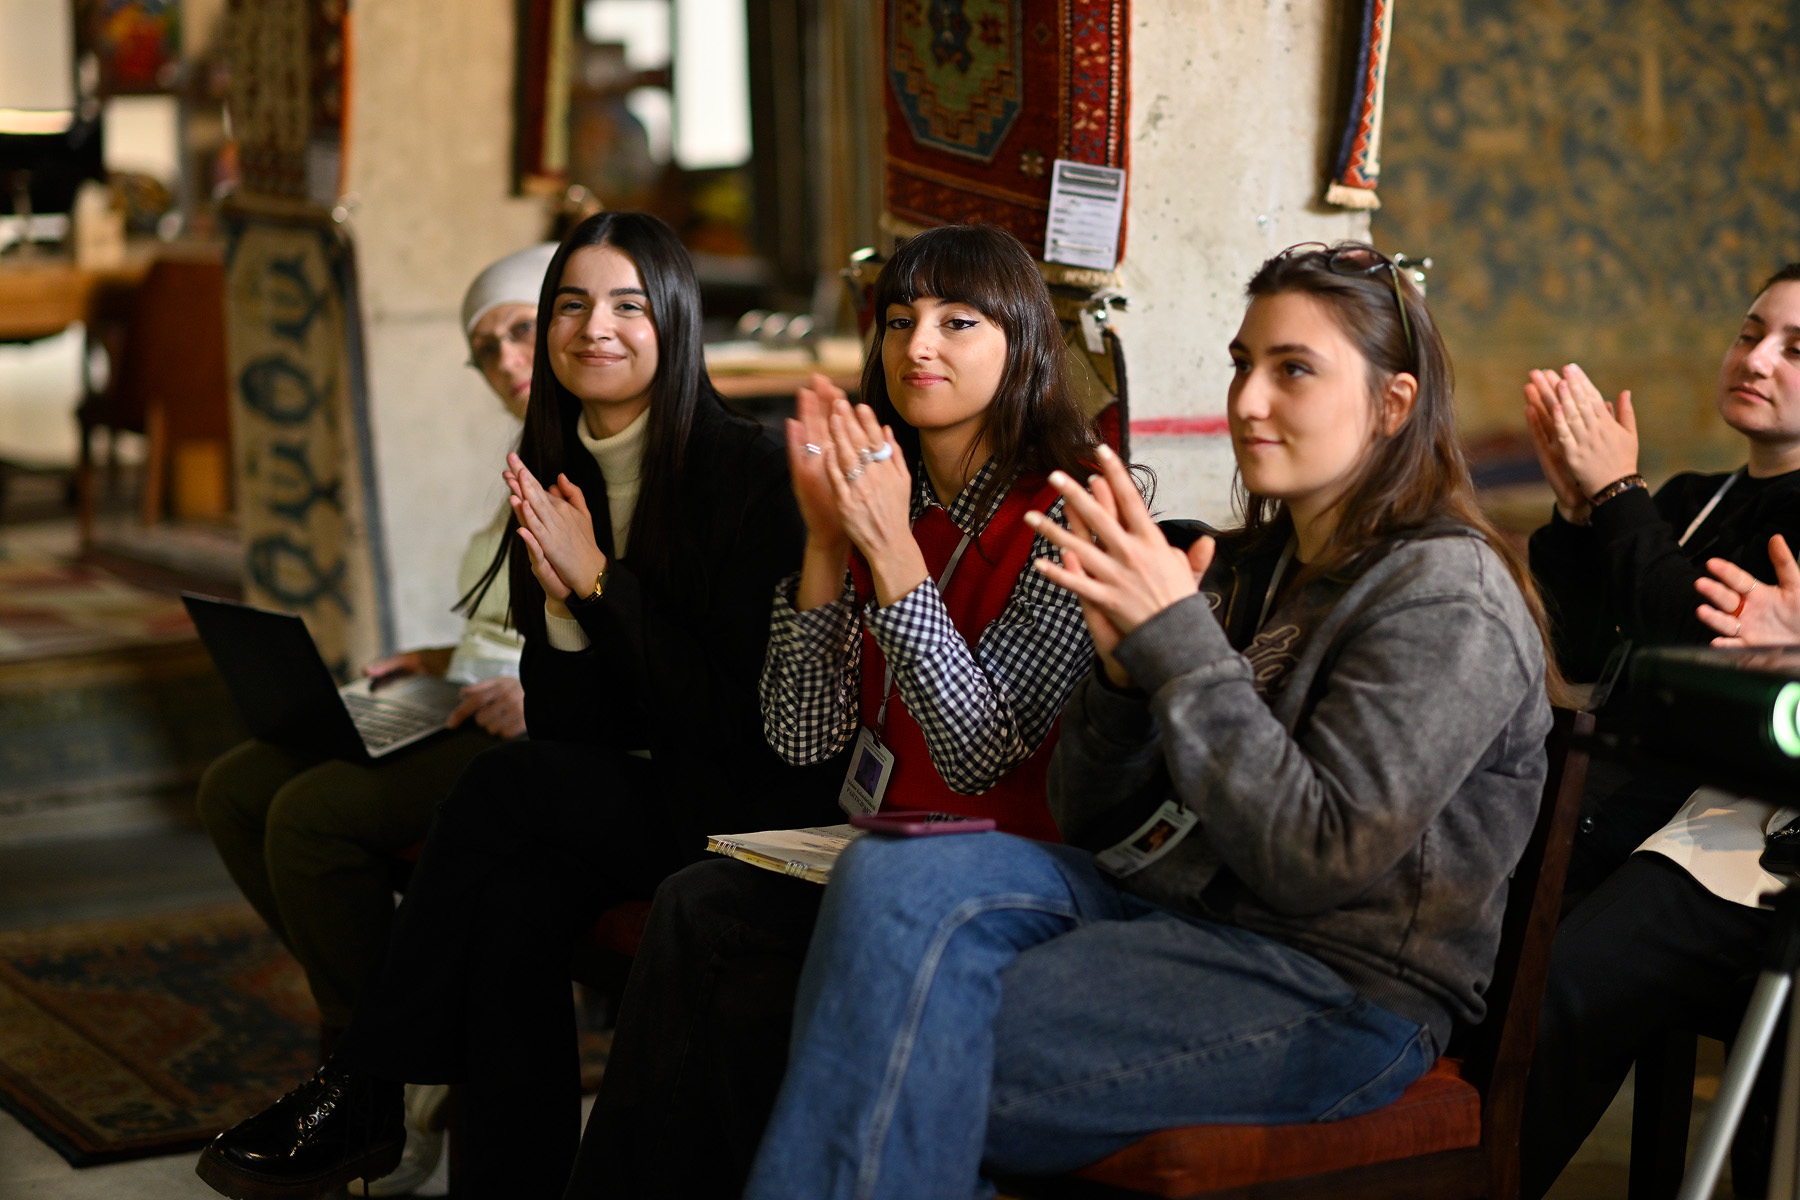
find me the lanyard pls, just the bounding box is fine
[1255,538,1297,633]
[1677,468,1743,548]
[875,529,975,735]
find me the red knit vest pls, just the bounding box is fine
[847,475,1065,842]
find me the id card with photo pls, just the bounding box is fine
[838,727,895,816]
[1094,798,1199,877]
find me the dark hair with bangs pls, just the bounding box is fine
[458,211,722,642]
[1232,242,1566,702]
[861,224,1099,518]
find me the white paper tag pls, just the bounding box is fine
[1078,306,1105,353]
[1045,159,1127,271]
[1094,797,1199,877]
[838,727,895,817]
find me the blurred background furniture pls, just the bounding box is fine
[75,247,231,546]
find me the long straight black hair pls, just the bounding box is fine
[861,224,1100,520]
[458,211,720,642]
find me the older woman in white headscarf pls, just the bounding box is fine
[194,242,557,1193]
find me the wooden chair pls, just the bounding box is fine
[1002,707,1595,1200]
[75,251,230,544]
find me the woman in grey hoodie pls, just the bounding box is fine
[741,244,1561,1200]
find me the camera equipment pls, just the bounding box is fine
[1614,645,1800,790]
[1607,645,1800,1199]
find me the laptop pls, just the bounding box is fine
[182,593,464,761]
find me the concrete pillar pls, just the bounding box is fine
[1117,0,1369,524]
[342,0,548,651]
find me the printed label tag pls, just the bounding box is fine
[1044,159,1127,271]
[1094,798,1199,877]
[838,727,895,817]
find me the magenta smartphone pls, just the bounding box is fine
[850,810,998,837]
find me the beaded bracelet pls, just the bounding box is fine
[1590,473,1647,507]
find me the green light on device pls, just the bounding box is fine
[1774,683,1800,758]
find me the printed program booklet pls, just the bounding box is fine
[705,824,862,885]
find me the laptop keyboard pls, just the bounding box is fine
[343,692,444,751]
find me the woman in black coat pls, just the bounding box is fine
[195,212,841,1200]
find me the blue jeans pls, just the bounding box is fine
[745,833,1435,1200]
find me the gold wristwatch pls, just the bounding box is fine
[574,568,608,605]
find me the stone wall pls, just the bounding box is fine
[1116,0,1370,525]
[343,0,548,651]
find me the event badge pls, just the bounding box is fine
[838,726,895,817]
[1094,798,1199,877]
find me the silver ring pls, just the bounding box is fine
[844,466,865,482]
[803,443,822,456]
[1735,620,1744,638]
[867,442,894,463]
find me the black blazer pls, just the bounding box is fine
[519,397,844,847]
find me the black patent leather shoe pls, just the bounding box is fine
[195,1062,404,1199]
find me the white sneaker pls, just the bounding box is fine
[347,1083,451,1196]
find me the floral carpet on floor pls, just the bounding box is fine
[0,901,613,1167]
[0,546,194,664]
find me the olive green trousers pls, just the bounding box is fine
[195,729,497,1028]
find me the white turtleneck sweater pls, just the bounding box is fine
[544,405,648,652]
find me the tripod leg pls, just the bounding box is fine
[1768,977,1800,1199]
[1679,971,1792,1200]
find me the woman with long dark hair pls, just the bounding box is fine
[195,212,840,1200]
[741,243,1559,1199]
[566,223,1106,1199]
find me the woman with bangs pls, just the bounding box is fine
[565,222,1105,1199]
[741,243,1558,1200]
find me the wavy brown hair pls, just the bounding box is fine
[1232,242,1568,703]
[862,224,1102,519]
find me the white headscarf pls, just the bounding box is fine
[461,242,559,336]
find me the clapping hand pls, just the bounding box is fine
[504,452,607,608]
[1524,364,1637,515]
[787,375,852,552]
[821,396,913,575]
[1026,445,1216,685]
[1696,535,1800,646]
[787,377,925,609]
[1523,373,1592,525]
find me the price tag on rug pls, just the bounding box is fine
[1045,160,1127,271]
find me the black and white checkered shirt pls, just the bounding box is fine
[760,459,1094,795]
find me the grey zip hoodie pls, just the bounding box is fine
[1049,527,1551,1050]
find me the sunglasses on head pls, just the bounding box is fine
[1271,243,1432,364]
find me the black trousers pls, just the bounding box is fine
[564,856,825,1200]
[335,739,688,1199]
[1520,852,1776,1200]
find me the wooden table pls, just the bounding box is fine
[0,251,152,342]
[710,369,861,402]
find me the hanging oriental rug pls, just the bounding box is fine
[884,0,1129,262]
[1325,0,1395,210]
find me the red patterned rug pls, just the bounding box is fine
[0,548,195,664]
[0,903,612,1167]
[885,0,1129,253]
